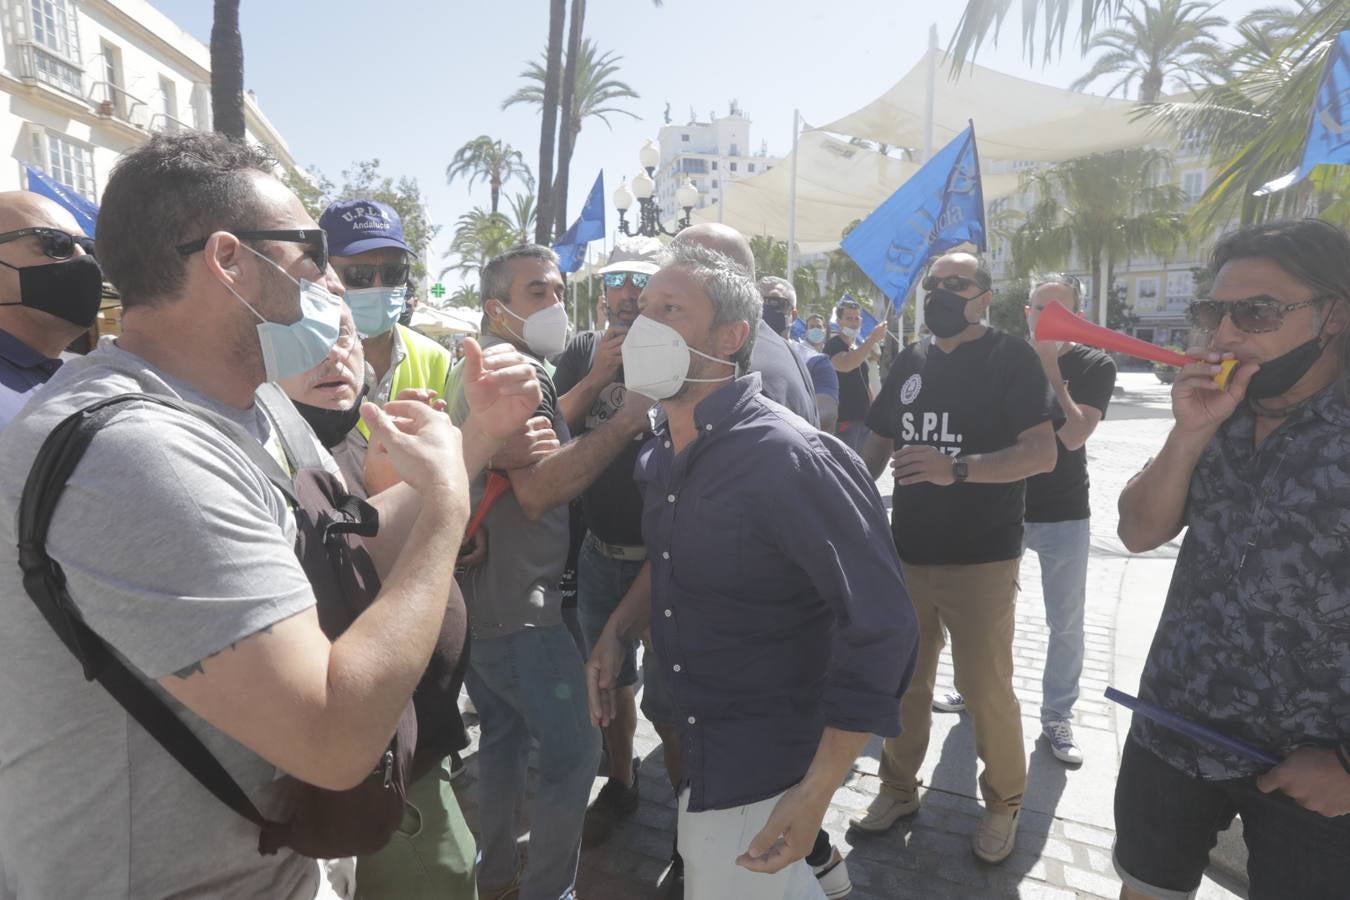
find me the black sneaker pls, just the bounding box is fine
[582,758,640,848]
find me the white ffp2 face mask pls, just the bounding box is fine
[621,314,735,401]
[498,300,570,357]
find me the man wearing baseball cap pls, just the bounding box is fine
[319,198,471,898]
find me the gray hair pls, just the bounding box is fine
[662,242,761,367]
[1030,272,1084,310]
[757,275,796,305]
[480,243,560,306]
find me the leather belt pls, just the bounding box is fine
[588,534,647,561]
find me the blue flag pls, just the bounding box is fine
[1256,31,1350,196]
[789,317,806,340]
[840,123,985,304]
[553,171,605,274]
[23,164,98,237]
[860,307,881,339]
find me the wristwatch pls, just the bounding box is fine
[952,458,969,484]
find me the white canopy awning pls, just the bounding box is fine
[410,305,479,338]
[820,47,1156,162]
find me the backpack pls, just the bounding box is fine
[16,392,418,858]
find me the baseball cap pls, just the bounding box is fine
[596,237,661,276]
[319,199,413,257]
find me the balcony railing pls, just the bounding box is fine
[148,112,190,135]
[16,42,83,98]
[88,81,149,129]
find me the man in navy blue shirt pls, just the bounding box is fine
[587,243,918,900]
[0,191,103,430]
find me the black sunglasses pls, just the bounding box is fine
[922,274,984,294]
[176,229,329,273]
[0,227,95,260]
[341,262,410,289]
[602,272,650,290]
[1187,296,1327,335]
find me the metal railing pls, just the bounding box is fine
[148,112,191,135]
[88,81,149,128]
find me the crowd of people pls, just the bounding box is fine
[0,129,1346,900]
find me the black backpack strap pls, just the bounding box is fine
[254,383,327,473]
[16,393,294,846]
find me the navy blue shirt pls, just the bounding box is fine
[636,373,918,811]
[0,329,62,431]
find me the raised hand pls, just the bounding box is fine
[1172,352,1258,437]
[590,325,629,384]
[361,399,468,513]
[462,338,543,442]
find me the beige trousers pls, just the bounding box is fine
[878,558,1026,815]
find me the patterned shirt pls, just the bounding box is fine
[1132,385,1350,779]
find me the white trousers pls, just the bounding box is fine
[678,788,826,900]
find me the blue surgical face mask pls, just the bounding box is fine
[345,285,407,337]
[225,244,343,382]
[805,327,826,344]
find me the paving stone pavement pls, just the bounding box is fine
[448,372,1243,899]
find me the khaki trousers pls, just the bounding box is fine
[878,558,1026,815]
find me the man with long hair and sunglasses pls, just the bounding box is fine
[0,192,103,430]
[1113,219,1350,900]
[851,250,1057,864]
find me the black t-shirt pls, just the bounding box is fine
[1025,345,1116,523]
[553,331,647,546]
[866,329,1054,565]
[825,334,870,424]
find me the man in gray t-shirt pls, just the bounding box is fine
[0,134,537,898]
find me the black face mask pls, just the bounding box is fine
[924,286,974,339]
[1246,337,1327,401]
[292,385,369,449]
[0,255,104,328]
[762,307,788,335]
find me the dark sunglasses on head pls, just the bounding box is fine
[341,262,410,289]
[0,227,95,260]
[922,274,982,293]
[175,229,329,273]
[602,272,650,290]
[1186,295,1327,334]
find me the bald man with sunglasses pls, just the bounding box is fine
[0,191,104,431]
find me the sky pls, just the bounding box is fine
[149,0,1281,291]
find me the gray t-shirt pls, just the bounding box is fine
[447,334,569,639]
[0,339,322,898]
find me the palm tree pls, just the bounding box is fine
[440,208,518,282]
[826,219,880,303]
[1009,148,1189,325]
[750,235,788,277]
[1139,1,1350,226]
[446,136,532,215]
[504,37,641,234]
[210,0,245,140]
[535,0,567,245]
[507,192,538,243]
[951,0,1128,70]
[1071,0,1228,102]
[448,285,481,307]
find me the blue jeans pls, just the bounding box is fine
[464,624,601,900]
[1024,518,1090,724]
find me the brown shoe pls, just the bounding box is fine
[847,790,920,834]
[972,809,1020,863]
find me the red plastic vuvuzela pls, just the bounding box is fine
[465,471,511,542]
[1033,300,1235,386]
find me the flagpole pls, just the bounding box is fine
[787,108,800,283]
[916,23,938,340]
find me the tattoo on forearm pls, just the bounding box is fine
[169,622,275,680]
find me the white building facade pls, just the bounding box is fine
[0,0,299,206]
[653,109,781,222]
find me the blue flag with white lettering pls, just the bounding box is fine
[23,164,98,237]
[1256,31,1350,195]
[840,123,985,304]
[553,171,605,273]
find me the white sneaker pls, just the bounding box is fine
[1042,720,1084,766]
[932,691,966,712]
[812,846,852,898]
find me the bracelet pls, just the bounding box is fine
[1335,741,1350,776]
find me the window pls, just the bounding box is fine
[1135,328,1155,344]
[729,162,738,172]
[748,163,756,173]
[1181,170,1205,201]
[31,129,95,199]
[158,76,179,131]
[729,143,739,156]
[99,41,126,118]
[1166,270,1193,308]
[1136,277,1159,308]
[711,161,718,171]
[681,133,690,143]
[24,0,82,96]
[711,179,719,189]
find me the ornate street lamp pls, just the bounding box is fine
[614,140,701,238]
